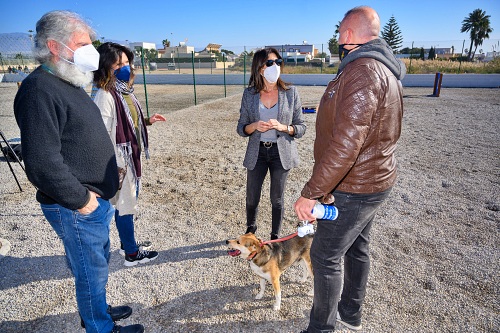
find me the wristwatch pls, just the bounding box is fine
[287,125,293,134]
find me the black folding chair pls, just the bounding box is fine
[0,130,25,192]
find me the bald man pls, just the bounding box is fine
[295,6,406,332]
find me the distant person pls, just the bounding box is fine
[14,10,144,333]
[295,6,405,333]
[237,47,306,240]
[18,65,22,72]
[24,65,29,73]
[93,42,165,266]
[8,66,12,73]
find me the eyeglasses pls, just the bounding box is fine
[265,59,283,67]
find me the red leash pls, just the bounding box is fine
[260,232,298,247]
[260,220,316,247]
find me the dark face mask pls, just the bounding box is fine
[338,43,364,60]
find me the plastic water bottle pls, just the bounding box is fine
[312,203,338,220]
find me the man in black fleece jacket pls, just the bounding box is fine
[14,10,143,333]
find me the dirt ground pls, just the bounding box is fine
[0,83,498,333]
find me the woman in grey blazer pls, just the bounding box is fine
[237,47,306,240]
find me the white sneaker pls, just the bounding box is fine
[336,311,362,331]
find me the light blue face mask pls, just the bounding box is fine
[114,65,131,82]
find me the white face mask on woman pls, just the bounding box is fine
[58,42,100,73]
[263,64,280,83]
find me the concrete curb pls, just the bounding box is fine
[0,238,11,259]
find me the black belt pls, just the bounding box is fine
[260,141,276,148]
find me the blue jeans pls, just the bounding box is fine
[307,188,392,333]
[246,144,289,237]
[115,210,138,255]
[41,198,115,333]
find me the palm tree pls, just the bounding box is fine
[328,21,341,56]
[461,9,493,61]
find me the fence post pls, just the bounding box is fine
[223,53,226,98]
[432,72,443,97]
[458,40,465,74]
[409,41,414,74]
[243,53,246,89]
[139,47,150,118]
[191,51,197,106]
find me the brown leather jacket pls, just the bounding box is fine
[301,57,404,199]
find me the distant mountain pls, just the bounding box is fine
[0,33,34,58]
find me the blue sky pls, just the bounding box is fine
[0,0,499,54]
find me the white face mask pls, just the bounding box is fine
[263,64,280,83]
[59,42,100,73]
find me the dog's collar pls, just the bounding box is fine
[246,251,258,260]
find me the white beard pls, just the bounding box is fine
[53,59,94,87]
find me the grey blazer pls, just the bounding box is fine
[237,86,306,170]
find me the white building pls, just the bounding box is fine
[128,42,156,51]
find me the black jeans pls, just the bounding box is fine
[246,144,289,237]
[307,188,392,333]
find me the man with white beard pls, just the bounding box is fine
[14,11,144,333]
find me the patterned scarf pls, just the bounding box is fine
[110,80,149,187]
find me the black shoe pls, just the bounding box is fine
[112,324,145,333]
[80,305,132,328]
[124,249,159,267]
[270,233,279,240]
[119,241,153,256]
[299,330,309,333]
[246,225,257,234]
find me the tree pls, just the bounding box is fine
[162,39,171,48]
[428,47,436,60]
[381,15,403,53]
[419,47,425,60]
[328,21,341,56]
[221,49,234,55]
[92,40,102,48]
[461,9,493,61]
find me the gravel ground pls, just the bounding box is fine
[0,83,499,333]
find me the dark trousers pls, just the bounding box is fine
[307,188,392,333]
[246,144,289,237]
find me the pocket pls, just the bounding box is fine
[41,204,64,238]
[77,200,102,219]
[77,199,113,225]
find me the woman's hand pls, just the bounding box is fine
[149,113,166,124]
[269,119,288,132]
[246,121,273,134]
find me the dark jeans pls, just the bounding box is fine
[307,188,392,333]
[246,144,289,237]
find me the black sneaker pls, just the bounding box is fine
[124,249,159,267]
[80,305,132,328]
[119,241,152,256]
[336,311,362,331]
[112,324,145,333]
[246,225,257,234]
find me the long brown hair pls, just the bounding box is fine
[248,47,289,93]
[93,42,135,91]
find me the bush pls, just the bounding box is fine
[403,58,500,74]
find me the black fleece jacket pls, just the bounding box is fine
[14,67,119,210]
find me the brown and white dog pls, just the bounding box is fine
[226,232,314,310]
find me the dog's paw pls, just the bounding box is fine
[273,303,281,311]
[255,292,264,300]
